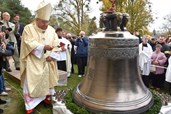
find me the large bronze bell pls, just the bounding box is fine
[73,31,153,114]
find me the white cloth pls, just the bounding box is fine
[139,52,151,75]
[139,43,153,57]
[56,37,72,77]
[56,37,71,61]
[33,45,59,60]
[166,57,171,83]
[139,43,153,75]
[53,101,73,114]
[24,78,56,110]
[160,103,171,114]
[33,44,44,58]
[23,78,46,110]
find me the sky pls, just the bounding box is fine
[148,0,171,31]
[21,0,171,31]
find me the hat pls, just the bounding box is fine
[35,1,52,21]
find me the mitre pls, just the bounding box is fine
[35,1,52,21]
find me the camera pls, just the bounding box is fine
[0,26,12,32]
[6,27,12,32]
[0,26,6,32]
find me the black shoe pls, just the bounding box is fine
[16,67,20,70]
[6,68,12,72]
[0,109,3,113]
[0,99,6,105]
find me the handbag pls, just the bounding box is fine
[0,43,14,57]
[150,65,156,72]
[150,55,159,73]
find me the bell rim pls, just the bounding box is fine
[73,86,154,113]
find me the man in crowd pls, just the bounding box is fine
[66,33,77,74]
[75,31,88,77]
[139,35,153,87]
[1,12,20,71]
[158,36,170,60]
[20,1,61,114]
[12,14,24,55]
[56,27,71,78]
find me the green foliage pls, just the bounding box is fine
[99,0,127,12]
[126,0,153,33]
[0,0,33,25]
[99,0,153,33]
[64,87,162,114]
[144,90,162,114]
[65,90,90,114]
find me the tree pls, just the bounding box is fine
[98,0,153,33]
[99,0,127,12]
[54,0,97,35]
[161,14,171,35]
[0,0,32,25]
[126,0,153,33]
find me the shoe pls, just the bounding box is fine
[67,72,70,77]
[0,99,6,104]
[6,68,12,72]
[5,87,11,91]
[0,91,8,96]
[16,67,20,70]
[26,109,34,114]
[67,76,70,78]
[78,75,82,77]
[43,95,52,108]
[0,109,3,113]
[43,101,52,108]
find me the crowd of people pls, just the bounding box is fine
[138,33,171,94]
[0,11,22,113]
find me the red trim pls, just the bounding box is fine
[44,99,52,104]
[44,95,52,104]
[26,109,34,114]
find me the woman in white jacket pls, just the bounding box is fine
[165,56,171,95]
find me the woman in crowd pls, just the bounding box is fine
[151,44,167,90]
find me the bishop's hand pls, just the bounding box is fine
[44,45,54,51]
[46,56,54,62]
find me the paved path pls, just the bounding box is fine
[5,57,68,85]
[6,57,20,81]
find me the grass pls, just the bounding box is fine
[3,65,82,114]
[3,65,162,114]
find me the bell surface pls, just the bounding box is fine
[73,31,153,114]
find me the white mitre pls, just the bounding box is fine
[35,0,52,21]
